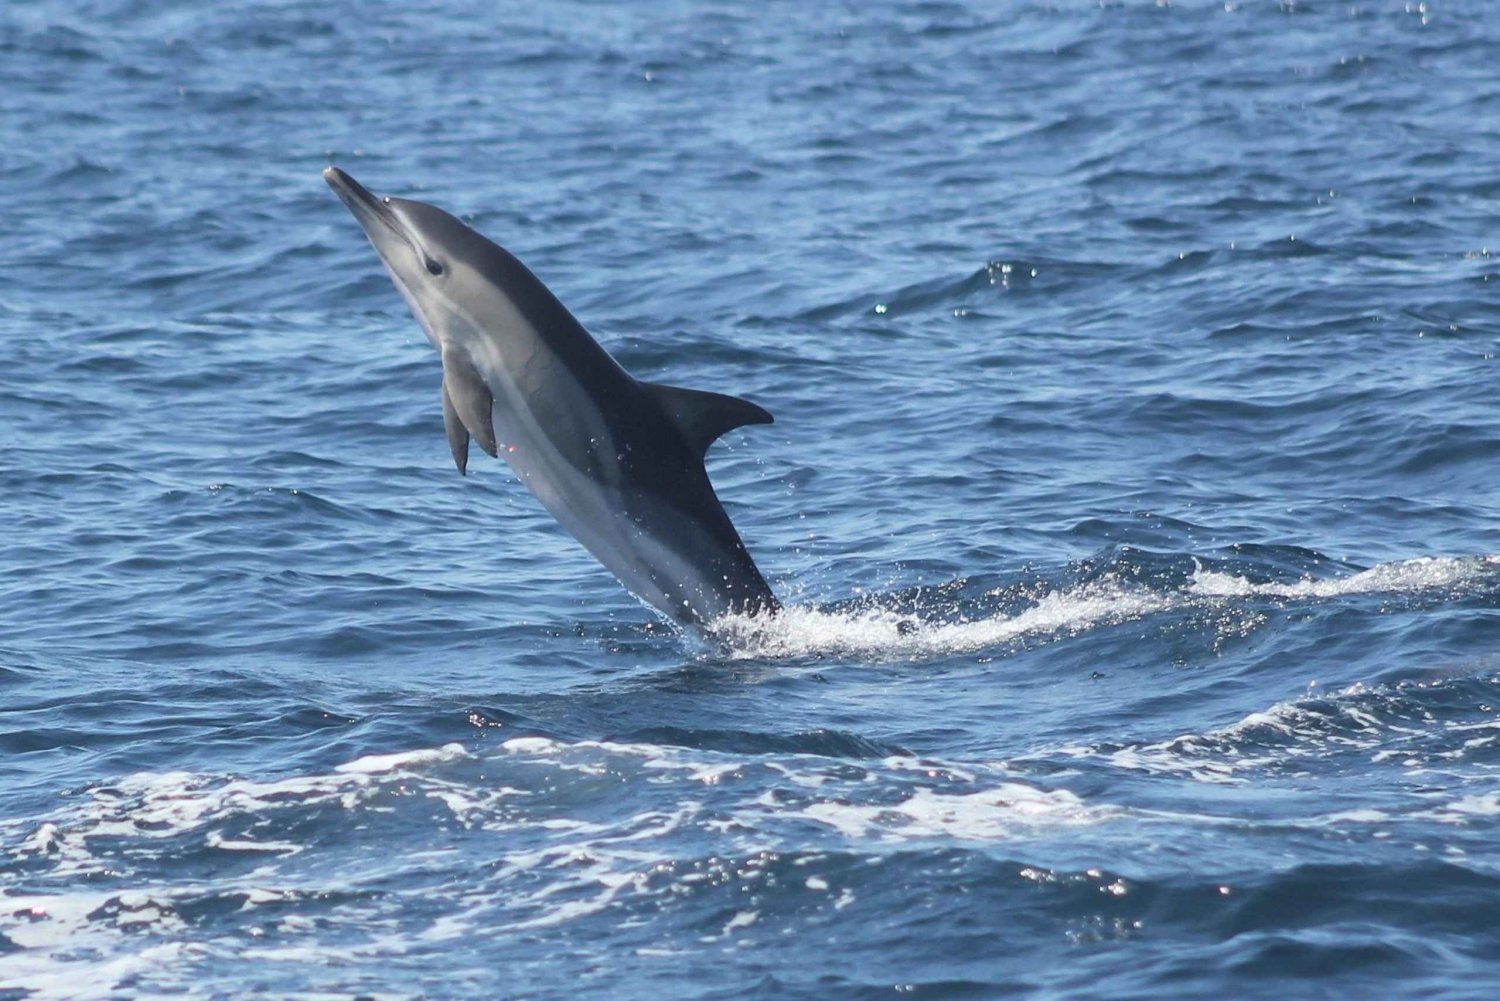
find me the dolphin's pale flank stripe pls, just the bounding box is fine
[324,167,780,630]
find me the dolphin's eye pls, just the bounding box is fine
[425,257,444,276]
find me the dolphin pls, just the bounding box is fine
[323,167,780,630]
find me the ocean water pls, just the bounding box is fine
[3,0,1500,997]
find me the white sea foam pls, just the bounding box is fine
[1061,661,1500,791]
[710,555,1497,662]
[1442,793,1500,817]
[784,782,1112,843]
[1071,692,1389,786]
[2,732,1124,998]
[713,578,1172,661]
[492,738,1116,842]
[1189,555,1491,600]
[6,550,1494,1000]
[334,742,467,774]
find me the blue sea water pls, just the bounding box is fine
[4,0,1500,997]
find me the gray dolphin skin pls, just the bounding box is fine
[323,167,780,629]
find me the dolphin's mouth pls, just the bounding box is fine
[323,166,400,233]
[324,166,441,274]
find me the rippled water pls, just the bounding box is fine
[4,1,1500,997]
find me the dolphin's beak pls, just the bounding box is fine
[323,166,399,235]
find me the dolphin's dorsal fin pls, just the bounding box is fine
[644,382,774,458]
[441,344,498,464]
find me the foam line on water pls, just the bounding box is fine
[1188,554,1496,600]
[1058,671,1500,786]
[713,578,1172,660]
[711,555,1499,661]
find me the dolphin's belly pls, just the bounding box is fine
[518,439,771,624]
[513,447,761,625]
[469,349,771,625]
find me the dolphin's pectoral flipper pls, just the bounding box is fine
[442,383,471,475]
[441,344,498,459]
[644,382,774,459]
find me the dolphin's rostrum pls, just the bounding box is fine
[324,167,780,629]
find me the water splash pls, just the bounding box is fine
[710,555,1499,661]
[1189,555,1496,600]
[713,577,1169,660]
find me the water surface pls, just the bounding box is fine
[3,1,1500,998]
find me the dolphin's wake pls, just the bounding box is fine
[324,172,1500,658]
[708,555,1500,662]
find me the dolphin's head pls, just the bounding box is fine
[324,167,500,344]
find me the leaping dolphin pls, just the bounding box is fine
[323,167,780,630]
